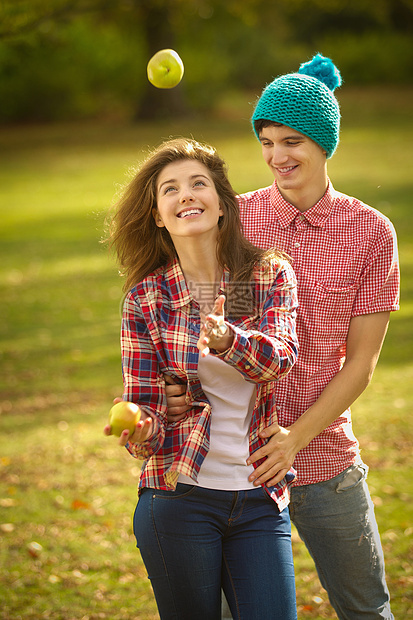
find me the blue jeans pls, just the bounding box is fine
[290,464,393,619]
[134,483,297,620]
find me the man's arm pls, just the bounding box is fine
[247,311,390,486]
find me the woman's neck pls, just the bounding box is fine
[174,237,222,309]
[174,235,220,283]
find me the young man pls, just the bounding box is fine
[166,54,399,619]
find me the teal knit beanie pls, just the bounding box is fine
[252,53,342,158]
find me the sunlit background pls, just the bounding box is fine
[0,1,412,619]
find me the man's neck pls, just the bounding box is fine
[278,180,329,212]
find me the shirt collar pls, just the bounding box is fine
[270,179,336,228]
[163,257,192,309]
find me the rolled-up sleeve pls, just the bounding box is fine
[121,291,166,458]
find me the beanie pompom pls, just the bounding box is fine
[298,53,342,92]
[252,52,342,157]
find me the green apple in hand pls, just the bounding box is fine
[147,49,184,89]
[108,401,141,438]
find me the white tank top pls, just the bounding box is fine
[178,354,256,490]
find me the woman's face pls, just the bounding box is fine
[154,160,223,244]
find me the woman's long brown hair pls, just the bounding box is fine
[107,138,285,305]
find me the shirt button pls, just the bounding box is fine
[185,395,191,405]
[299,214,305,221]
[245,364,251,369]
[294,242,300,248]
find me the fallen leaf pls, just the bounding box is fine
[71,499,92,511]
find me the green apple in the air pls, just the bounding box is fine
[108,401,141,438]
[147,49,184,89]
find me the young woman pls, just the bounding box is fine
[104,138,299,620]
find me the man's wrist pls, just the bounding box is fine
[289,418,316,453]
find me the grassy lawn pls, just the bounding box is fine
[0,86,412,619]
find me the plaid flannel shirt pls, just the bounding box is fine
[122,256,298,511]
[239,180,400,485]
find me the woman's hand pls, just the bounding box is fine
[121,415,153,445]
[103,399,154,446]
[197,295,233,357]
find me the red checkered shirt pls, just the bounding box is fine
[238,180,400,485]
[122,256,298,511]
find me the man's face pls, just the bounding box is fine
[259,124,328,207]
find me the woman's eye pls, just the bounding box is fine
[164,186,176,194]
[194,180,206,187]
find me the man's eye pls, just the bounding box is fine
[286,141,300,146]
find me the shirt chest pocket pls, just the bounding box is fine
[158,318,198,373]
[310,279,359,338]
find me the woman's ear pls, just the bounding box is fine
[152,208,165,228]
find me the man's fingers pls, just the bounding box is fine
[163,375,189,421]
[263,468,291,488]
[168,405,190,416]
[246,445,268,465]
[165,383,186,397]
[258,421,281,438]
[164,375,178,386]
[167,407,188,422]
[249,461,290,487]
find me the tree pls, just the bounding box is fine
[99,0,191,119]
[0,0,411,123]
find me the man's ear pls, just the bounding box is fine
[152,208,165,228]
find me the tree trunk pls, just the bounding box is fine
[134,0,191,120]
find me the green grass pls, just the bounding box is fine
[0,86,412,619]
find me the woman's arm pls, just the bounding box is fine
[117,291,168,459]
[214,261,299,383]
[168,262,298,421]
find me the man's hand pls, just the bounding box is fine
[247,422,300,487]
[165,375,189,423]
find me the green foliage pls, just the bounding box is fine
[0,16,146,121]
[0,88,412,618]
[320,31,413,84]
[0,0,412,122]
